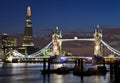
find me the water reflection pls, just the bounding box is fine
[0,63,43,83]
[52,74,63,83]
[0,63,113,83]
[43,74,49,83]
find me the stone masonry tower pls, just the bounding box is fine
[52,27,62,55]
[94,25,102,56]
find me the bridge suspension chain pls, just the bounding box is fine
[10,39,120,58]
[9,41,53,58]
[26,41,53,57]
[101,40,120,56]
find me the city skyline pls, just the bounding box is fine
[0,0,120,35]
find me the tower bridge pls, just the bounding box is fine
[5,25,120,61]
[51,25,103,57]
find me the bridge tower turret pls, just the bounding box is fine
[52,27,62,55]
[94,25,103,56]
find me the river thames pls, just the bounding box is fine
[0,63,113,83]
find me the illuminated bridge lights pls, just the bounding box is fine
[5,27,120,61]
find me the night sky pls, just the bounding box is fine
[0,0,120,35]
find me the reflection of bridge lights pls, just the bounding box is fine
[52,64,62,69]
[108,54,115,57]
[6,56,13,62]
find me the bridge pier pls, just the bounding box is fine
[74,58,84,73]
[114,61,120,82]
[75,59,77,66]
[43,58,46,71]
[48,59,51,73]
[42,58,51,74]
[107,60,120,82]
[75,59,81,66]
[81,59,83,74]
[110,63,114,79]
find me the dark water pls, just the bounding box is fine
[0,63,113,83]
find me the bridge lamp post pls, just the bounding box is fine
[74,37,78,40]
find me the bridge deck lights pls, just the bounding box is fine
[74,37,78,40]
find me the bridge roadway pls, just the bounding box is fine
[12,56,120,63]
[58,38,95,42]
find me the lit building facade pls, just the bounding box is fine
[20,6,38,55]
[22,6,34,47]
[1,33,17,55]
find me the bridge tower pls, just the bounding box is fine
[94,25,103,56]
[52,27,62,55]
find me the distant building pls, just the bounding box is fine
[22,6,34,47]
[18,6,39,55]
[2,33,17,49]
[1,33,17,55]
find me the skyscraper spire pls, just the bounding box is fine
[27,6,31,16]
[22,6,34,47]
